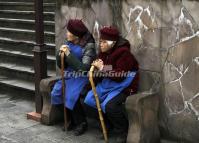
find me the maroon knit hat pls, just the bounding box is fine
[100,26,119,41]
[67,19,88,37]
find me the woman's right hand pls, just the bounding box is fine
[60,45,68,52]
[92,59,104,71]
[59,45,70,56]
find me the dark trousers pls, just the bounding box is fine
[70,99,87,125]
[105,93,129,133]
[70,93,128,133]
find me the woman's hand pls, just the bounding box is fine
[59,45,70,56]
[92,59,104,71]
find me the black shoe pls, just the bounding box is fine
[62,122,76,132]
[73,122,87,136]
[62,124,66,132]
[67,122,76,131]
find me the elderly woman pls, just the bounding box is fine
[84,26,139,143]
[51,19,96,136]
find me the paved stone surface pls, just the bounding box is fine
[0,93,174,143]
[0,94,119,143]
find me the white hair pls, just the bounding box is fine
[107,40,116,47]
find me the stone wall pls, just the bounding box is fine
[55,0,199,142]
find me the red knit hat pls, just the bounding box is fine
[67,19,88,37]
[100,26,119,41]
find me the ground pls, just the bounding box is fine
[0,93,121,143]
[0,93,176,143]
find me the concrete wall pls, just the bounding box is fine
[55,0,199,142]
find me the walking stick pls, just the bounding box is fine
[61,51,68,131]
[89,65,108,143]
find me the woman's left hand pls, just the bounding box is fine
[92,59,104,71]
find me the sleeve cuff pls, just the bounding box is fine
[65,51,70,56]
[99,65,104,71]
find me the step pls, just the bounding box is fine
[0,37,55,56]
[0,75,35,97]
[0,10,54,21]
[0,63,34,82]
[0,2,55,12]
[0,75,34,91]
[0,18,55,32]
[0,49,56,71]
[0,0,54,2]
[0,62,55,82]
[0,27,55,43]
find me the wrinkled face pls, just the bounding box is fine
[66,31,78,42]
[100,39,114,53]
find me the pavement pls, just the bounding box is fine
[0,93,122,143]
[0,93,177,143]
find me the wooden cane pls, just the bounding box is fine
[89,65,108,143]
[61,52,68,131]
